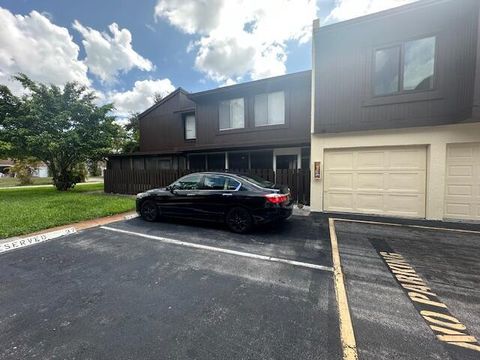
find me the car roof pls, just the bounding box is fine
[188,171,244,177]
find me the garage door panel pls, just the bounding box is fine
[324,146,426,218]
[448,144,474,158]
[357,173,384,190]
[325,192,354,211]
[444,142,480,221]
[389,149,426,170]
[325,152,354,170]
[448,165,473,177]
[387,172,425,192]
[324,173,353,190]
[356,193,384,212]
[446,185,472,196]
[357,151,385,169]
[386,194,425,216]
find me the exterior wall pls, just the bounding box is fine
[310,122,480,220]
[139,91,196,153]
[313,0,480,134]
[139,72,311,154]
[192,72,311,151]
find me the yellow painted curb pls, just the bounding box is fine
[329,218,359,360]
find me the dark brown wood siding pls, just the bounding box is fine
[139,91,196,153]
[313,0,480,134]
[193,73,311,150]
[139,72,311,153]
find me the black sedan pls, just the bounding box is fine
[136,172,293,233]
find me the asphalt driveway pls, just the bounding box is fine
[0,216,340,360]
[331,217,480,360]
[0,214,479,359]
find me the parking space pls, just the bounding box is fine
[331,218,480,360]
[0,216,340,360]
[1,214,479,359]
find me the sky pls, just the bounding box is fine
[0,0,416,118]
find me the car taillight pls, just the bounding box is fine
[265,193,288,204]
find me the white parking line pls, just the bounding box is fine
[100,226,333,272]
[333,217,480,235]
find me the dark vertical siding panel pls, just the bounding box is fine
[314,0,479,133]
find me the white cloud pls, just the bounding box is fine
[107,78,175,117]
[73,20,154,83]
[325,0,417,24]
[155,0,317,83]
[0,8,89,93]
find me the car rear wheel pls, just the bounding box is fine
[226,207,253,233]
[140,200,158,222]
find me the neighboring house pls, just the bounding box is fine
[310,0,480,221]
[0,159,49,177]
[108,71,311,173]
[0,159,14,175]
[32,163,49,178]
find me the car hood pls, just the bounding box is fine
[136,188,169,198]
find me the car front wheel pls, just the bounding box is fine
[140,200,158,222]
[226,207,253,233]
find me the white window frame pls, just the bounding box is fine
[184,114,196,140]
[254,91,285,127]
[219,98,245,131]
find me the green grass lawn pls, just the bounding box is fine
[0,183,135,239]
[0,177,54,187]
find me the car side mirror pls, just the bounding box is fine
[167,185,176,194]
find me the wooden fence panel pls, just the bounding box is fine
[104,168,311,204]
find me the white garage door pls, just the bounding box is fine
[444,143,480,221]
[324,146,427,218]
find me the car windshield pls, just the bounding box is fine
[238,174,274,188]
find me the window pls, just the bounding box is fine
[219,98,244,130]
[250,150,273,169]
[189,154,206,170]
[200,175,240,190]
[171,174,203,190]
[255,91,285,126]
[403,37,435,91]
[185,114,196,140]
[228,152,249,170]
[374,36,435,96]
[226,178,240,190]
[374,47,400,96]
[202,175,227,190]
[206,153,225,170]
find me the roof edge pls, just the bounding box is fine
[315,0,454,33]
[138,87,190,119]
[189,70,311,99]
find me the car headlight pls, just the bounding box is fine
[136,192,148,199]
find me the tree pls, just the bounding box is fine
[0,74,122,190]
[153,92,164,104]
[121,112,140,153]
[9,158,42,185]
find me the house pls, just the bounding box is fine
[106,0,480,223]
[310,0,480,222]
[0,159,49,178]
[108,70,311,173]
[0,159,14,176]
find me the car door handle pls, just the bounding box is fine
[222,193,233,196]
[186,193,197,196]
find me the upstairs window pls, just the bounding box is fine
[184,114,196,140]
[254,91,285,126]
[374,36,436,96]
[219,98,245,130]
